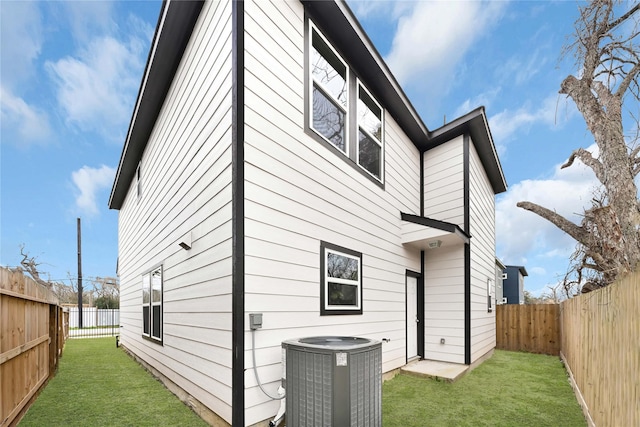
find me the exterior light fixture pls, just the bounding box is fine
[428,240,442,249]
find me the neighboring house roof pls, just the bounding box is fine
[505,265,529,277]
[495,258,506,270]
[109,0,507,210]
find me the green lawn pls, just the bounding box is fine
[20,338,208,427]
[383,350,586,427]
[21,339,584,427]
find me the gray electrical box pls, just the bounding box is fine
[249,313,262,330]
[282,336,381,427]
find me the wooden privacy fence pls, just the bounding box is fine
[495,272,639,427]
[1,267,65,427]
[495,303,560,355]
[561,271,639,427]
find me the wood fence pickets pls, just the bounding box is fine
[0,267,64,427]
[560,271,639,427]
[496,303,560,355]
[497,271,639,427]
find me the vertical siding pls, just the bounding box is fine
[243,0,421,424]
[423,245,465,364]
[117,0,234,424]
[423,137,464,227]
[468,140,496,362]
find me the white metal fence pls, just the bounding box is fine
[68,307,120,338]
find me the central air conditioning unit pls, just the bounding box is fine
[282,336,382,427]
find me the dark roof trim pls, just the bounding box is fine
[506,265,529,277]
[401,212,470,242]
[108,0,205,210]
[429,107,507,194]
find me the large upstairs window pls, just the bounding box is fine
[310,28,348,152]
[307,21,384,186]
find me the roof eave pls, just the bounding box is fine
[429,107,508,195]
[108,0,204,210]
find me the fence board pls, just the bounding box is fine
[495,304,560,355]
[561,272,639,427]
[0,268,63,427]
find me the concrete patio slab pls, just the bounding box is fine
[400,359,469,382]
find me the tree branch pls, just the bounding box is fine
[517,201,588,245]
[606,3,640,33]
[561,147,606,184]
[615,60,640,97]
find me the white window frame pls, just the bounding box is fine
[142,265,163,343]
[356,80,384,181]
[309,22,349,155]
[487,278,494,313]
[321,242,363,315]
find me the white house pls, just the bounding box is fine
[108,1,507,425]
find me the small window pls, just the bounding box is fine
[136,162,142,198]
[357,83,383,179]
[487,278,494,313]
[320,242,362,315]
[142,266,162,343]
[310,26,348,153]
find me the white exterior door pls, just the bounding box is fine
[407,275,418,360]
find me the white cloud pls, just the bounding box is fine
[496,145,600,267]
[62,1,115,43]
[499,48,548,86]
[385,1,507,89]
[0,1,43,88]
[71,165,116,217]
[46,17,151,142]
[348,1,413,20]
[488,94,576,153]
[0,86,52,145]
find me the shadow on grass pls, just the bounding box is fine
[382,350,586,427]
[20,338,208,427]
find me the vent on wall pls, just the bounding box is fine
[282,336,382,427]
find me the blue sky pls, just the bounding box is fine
[1,0,599,296]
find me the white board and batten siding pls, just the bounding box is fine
[468,140,497,362]
[118,0,235,424]
[243,0,421,423]
[422,136,466,363]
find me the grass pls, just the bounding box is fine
[20,338,208,427]
[382,350,586,427]
[21,340,584,427]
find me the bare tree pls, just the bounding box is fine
[518,0,640,291]
[19,244,53,289]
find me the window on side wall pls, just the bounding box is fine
[357,83,383,180]
[307,21,384,186]
[320,241,363,315]
[487,278,494,313]
[142,266,163,343]
[310,27,348,153]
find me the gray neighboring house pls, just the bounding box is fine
[503,265,528,304]
[108,0,507,425]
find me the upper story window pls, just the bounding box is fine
[136,162,142,199]
[307,21,384,186]
[311,29,348,152]
[357,84,383,179]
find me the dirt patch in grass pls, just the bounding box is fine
[383,350,586,427]
[20,338,208,427]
